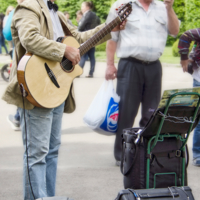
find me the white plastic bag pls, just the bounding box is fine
[83,80,120,135]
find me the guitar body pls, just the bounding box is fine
[17,36,83,108]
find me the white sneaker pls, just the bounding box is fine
[192,158,200,167]
[7,115,20,131]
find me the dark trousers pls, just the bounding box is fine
[79,47,95,76]
[114,58,162,161]
[0,35,8,54]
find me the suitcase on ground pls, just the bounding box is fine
[114,186,195,200]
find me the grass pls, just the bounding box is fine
[95,46,181,65]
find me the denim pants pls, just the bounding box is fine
[79,47,95,76]
[193,79,200,159]
[18,102,65,200]
[0,35,8,54]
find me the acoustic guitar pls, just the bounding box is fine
[17,2,132,108]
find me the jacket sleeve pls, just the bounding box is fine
[178,29,200,60]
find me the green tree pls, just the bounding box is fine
[185,0,200,30]
[55,0,112,26]
[0,0,17,14]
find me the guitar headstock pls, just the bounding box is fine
[116,2,132,22]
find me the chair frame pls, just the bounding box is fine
[146,92,200,189]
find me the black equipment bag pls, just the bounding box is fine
[121,128,188,189]
[114,186,195,200]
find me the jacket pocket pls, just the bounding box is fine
[154,16,166,33]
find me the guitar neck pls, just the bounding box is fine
[79,17,121,56]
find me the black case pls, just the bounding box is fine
[121,128,188,189]
[120,106,200,190]
[114,186,195,200]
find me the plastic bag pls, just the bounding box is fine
[83,80,120,135]
[3,9,14,41]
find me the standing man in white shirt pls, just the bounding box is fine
[2,0,126,199]
[106,0,179,165]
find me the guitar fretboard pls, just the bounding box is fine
[79,17,121,56]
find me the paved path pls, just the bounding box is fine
[0,57,199,200]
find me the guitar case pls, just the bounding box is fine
[114,186,195,200]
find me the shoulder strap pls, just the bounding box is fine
[60,19,73,37]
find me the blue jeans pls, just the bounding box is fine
[79,47,95,76]
[0,34,8,54]
[193,79,200,160]
[18,102,65,200]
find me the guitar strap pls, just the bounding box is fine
[60,20,73,37]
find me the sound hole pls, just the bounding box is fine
[61,57,74,72]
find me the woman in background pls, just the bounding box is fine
[3,6,14,51]
[78,1,100,78]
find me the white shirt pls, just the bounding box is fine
[193,68,200,82]
[43,0,64,41]
[106,0,170,62]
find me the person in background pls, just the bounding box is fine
[2,5,20,130]
[3,6,14,27]
[106,0,179,166]
[0,13,9,55]
[78,1,100,78]
[76,10,83,25]
[3,6,14,51]
[64,11,74,26]
[178,28,200,167]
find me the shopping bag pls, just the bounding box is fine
[83,80,120,135]
[3,9,14,41]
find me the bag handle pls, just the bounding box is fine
[120,140,139,175]
[128,188,179,199]
[171,187,190,200]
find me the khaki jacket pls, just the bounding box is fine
[2,0,110,113]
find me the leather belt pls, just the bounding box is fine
[123,57,158,65]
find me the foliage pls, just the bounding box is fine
[172,40,180,57]
[165,0,186,46]
[185,0,200,30]
[95,42,107,51]
[55,0,112,25]
[0,0,17,13]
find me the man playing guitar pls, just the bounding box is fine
[2,0,126,199]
